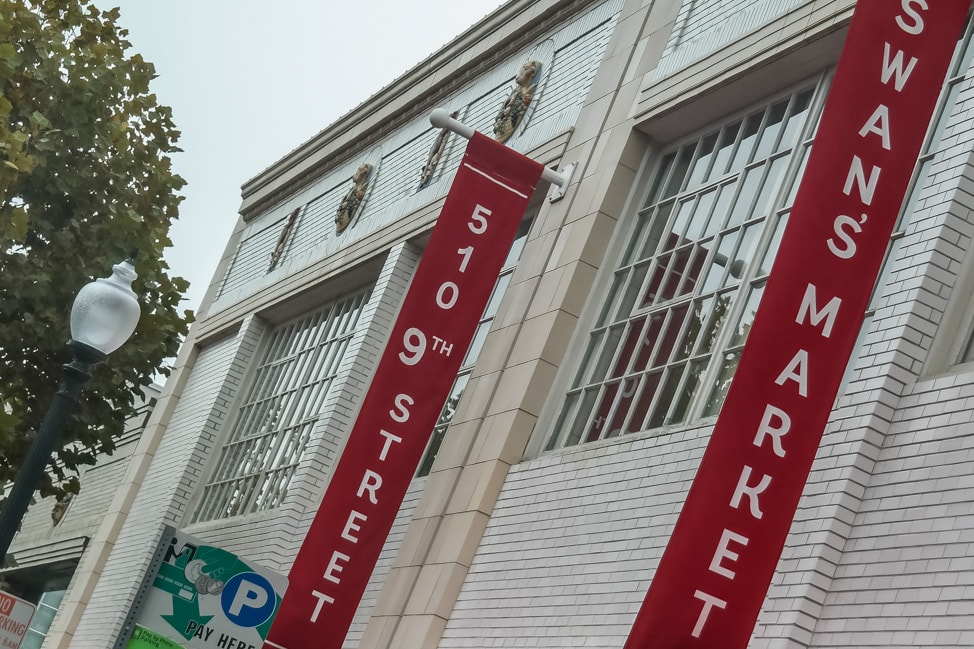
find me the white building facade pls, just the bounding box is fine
[38,0,974,647]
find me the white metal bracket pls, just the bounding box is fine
[430,108,574,201]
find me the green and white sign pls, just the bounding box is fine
[134,529,287,649]
[126,625,186,649]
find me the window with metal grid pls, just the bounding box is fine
[546,82,825,449]
[193,288,371,522]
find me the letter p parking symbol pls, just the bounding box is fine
[221,572,277,628]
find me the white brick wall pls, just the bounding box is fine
[68,334,241,647]
[812,373,974,648]
[6,392,158,574]
[655,0,807,79]
[439,426,710,648]
[345,480,424,648]
[10,433,136,561]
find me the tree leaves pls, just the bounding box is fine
[0,0,193,500]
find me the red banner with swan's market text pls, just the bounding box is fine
[264,132,543,649]
[625,2,968,648]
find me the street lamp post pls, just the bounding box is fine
[0,258,141,560]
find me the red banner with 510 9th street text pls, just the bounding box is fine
[264,132,543,649]
[625,2,969,648]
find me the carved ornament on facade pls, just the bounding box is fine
[336,162,374,234]
[418,110,459,190]
[269,207,301,270]
[51,492,73,526]
[493,60,542,143]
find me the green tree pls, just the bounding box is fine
[0,0,193,499]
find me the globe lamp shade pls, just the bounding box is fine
[69,259,141,355]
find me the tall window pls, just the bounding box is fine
[546,82,824,449]
[841,19,974,372]
[193,288,371,522]
[938,23,974,364]
[416,218,533,476]
[21,588,65,649]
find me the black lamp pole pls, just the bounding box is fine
[0,342,107,559]
[0,258,140,564]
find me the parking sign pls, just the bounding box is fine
[0,590,35,649]
[131,528,287,649]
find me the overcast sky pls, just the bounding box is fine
[98,1,507,313]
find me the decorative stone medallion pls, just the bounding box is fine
[493,60,542,143]
[335,162,373,233]
[269,207,301,270]
[418,110,459,190]
[51,492,73,526]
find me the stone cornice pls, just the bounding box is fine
[238,0,603,220]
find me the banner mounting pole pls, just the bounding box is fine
[430,108,574,200]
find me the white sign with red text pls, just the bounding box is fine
[0,590,35,649]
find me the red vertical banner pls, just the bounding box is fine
[264,133,543,649]
[625,2,968,648]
